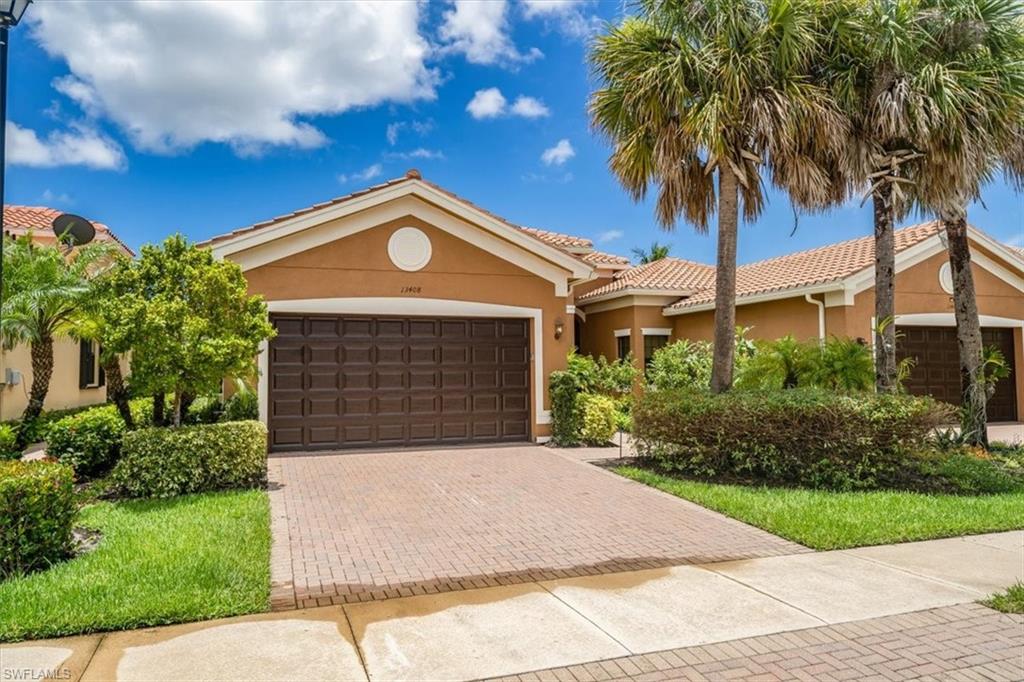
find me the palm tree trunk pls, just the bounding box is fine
[872,183,897,393]
[102,356,134,431]
[710,165,739,393]
[943,216,988,448]
[17,335,54,448]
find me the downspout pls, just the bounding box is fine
[805,293,826,342]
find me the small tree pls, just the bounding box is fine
[103,235,275,425]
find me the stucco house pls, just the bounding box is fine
[205,171,1024,452]
[0,205,134,421]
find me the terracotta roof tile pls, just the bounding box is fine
[667,221,942,309]
[577,257,716,301]
[581,250,631,267]
[3,205,133,255]
[519,226,592,250]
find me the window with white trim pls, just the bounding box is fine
[643,334,670,368]
[79,340,105,389]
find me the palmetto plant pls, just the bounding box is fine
[589,0,847,392]
[1,236,115,446]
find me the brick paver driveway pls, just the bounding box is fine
[268,445,805,610]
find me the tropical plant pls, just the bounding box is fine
[982,346,1013,401]
[101,235,275,426]
[0,236,115,447]
[646,339,713,391]
[630,241,672,264]
[735,336,816,390]
[809,336,875,391]
[589,0,846,393]
[907,0,1024,446]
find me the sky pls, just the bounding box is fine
[4,0,1023,264]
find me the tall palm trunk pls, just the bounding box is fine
[872,183,897,393]
[710,165,739,393]
[102,355,134,431]
[943,216,988,448]
[18,335,54,448]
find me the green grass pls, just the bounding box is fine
[983,583,1024,614]
[617,466,1024,550]
[0,489,270,642]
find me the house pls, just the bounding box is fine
[206,171,1024,452]
[0,205,133,421]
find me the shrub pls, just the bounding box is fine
[187,395,224,424]
[933,452,1024,494]
[565,350,637,395]
[222,391,258,422]
[46,406,126,478]
[632,388,954,489]
[111,421,267,498]
[0,424,20,461]
[647,340,713,391]
[0,461,75,578]
[549,370,583,446]
[580,394,617,445]
[735,336,873,392]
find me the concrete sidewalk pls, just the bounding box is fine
[2,531,1021,681]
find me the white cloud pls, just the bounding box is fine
[597,229,623,243]
[41,189,74,205]
[338,163,384,184]
[28,1,438,156]
[386,119,434,146]
[467,88,508,119]
[521,0,601,39]
[6,121,125,170]
[522,170,574,184]
[510,96,550,118]
[385,148,446,161]
[439,0,542,66]
[541,139,575,166]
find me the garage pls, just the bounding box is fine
[267,314,531,452]
[897,326,1018,422]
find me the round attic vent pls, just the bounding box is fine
[388,227,432,272]
[938,262,954,294]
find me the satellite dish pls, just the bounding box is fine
[51,213,96,248]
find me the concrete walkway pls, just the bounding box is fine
[2,531,1020,681]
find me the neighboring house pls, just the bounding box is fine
[206,171,1024,452]
[0,205,133,421]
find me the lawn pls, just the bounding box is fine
[617,466,1024,550]
[983,583,1024,614]
[0,489,270,642]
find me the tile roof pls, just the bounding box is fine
[577,257,716,301]
[667,221,942,310]
[581,250,631,267]
[519,226,592,250]
[3,205,133,255]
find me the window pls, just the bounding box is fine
[616,334,631,360]
[643,334,670,368]
[78,341,105,389]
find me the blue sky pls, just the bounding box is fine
[5,0,1022,263]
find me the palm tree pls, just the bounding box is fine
[1,236,114,446]
[631,241,672,264]
[911,0,1024,446]
[590,0,847,392]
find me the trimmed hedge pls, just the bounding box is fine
[111,421,267,498]
[580,394,617,445]
[46,399,153,478]
[0,461,76,578]
[633,388,954,490]
[0,424,19,461]
[549,370,583,446]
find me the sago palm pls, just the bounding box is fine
[910,0,1024,446]
[1,236,115,445]
[590,0,848,392]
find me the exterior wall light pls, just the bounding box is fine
[554,320,565,339]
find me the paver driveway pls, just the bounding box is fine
[267,445,805,610]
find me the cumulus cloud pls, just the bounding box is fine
[338,163,384,184]
[467,88,508,119]
[28,1,438,156]
[597,229,624,243]
[541,139,575,166]
[467,88,549,120]
[439,0,541,66]
[510,96,550,118]
[521,0,601,39]
[6,122,125,170]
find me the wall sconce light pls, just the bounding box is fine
[554,319,565,339]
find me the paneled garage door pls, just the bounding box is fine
[268,314,531,452]
[896,326,1018,422]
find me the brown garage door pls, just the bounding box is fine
[268,314,531,452]
[896,326,1018,422]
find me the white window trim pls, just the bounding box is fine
[641,328,672,336]
[613,328,631,337]
[258,298,550,432]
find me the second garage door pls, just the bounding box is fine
[268,314,531,452]
[896,325,1018,422]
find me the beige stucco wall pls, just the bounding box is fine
[240,214,574,438]
[671,295,823,343]
[0,339,108,422]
